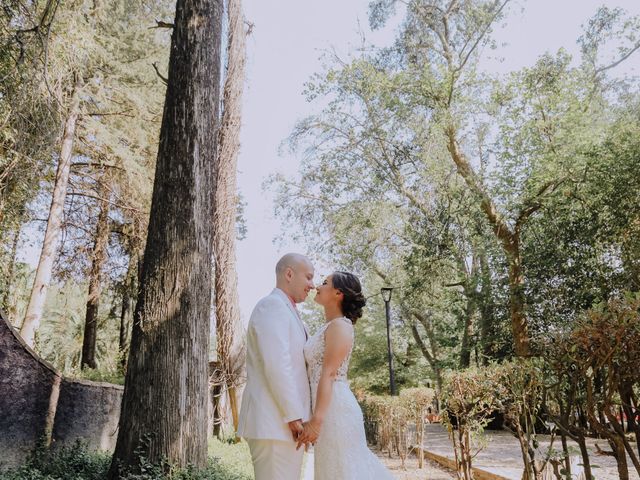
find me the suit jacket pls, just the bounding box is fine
[237,288,311,441]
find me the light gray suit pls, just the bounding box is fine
[238,288,311,480]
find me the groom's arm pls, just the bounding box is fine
[251,297,305,424]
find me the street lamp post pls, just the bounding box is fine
[381,287,397,396]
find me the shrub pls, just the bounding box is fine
[441,366,505,480]
[399,387,436,468]
[0,439,253,480]
[357,387,435,469]
[0,440,110,480]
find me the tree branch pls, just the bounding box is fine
[411,323,436,366]
[85,109,134,118]
[456,0,510,73]
[66,192,146,214]
[516,176,568,227]
[152,62,168,85]
[595,41,640,75]
[445,126,515,250]
[150,20,175,29]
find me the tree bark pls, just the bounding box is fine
[409,319,443,396]
[456,252,478,369]
[506,238,528,356]
[477,247,494,363]
[81,181,110,370]
[211,0,247,437]
[118,251,138,372]
[446,127,531,357]
[108,0,222,475]
[458,297,474,369]
[20,80,81,348]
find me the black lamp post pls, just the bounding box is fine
[381,287,397,396]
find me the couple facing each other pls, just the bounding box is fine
[238,253,393,480]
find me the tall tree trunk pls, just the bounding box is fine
[478,247,494,363]
[211,0,247,437]
[506,239,528,357]
[118,251,138,372]
[457,253,478,369]
[81,182,110,370]
[20,80,81,347]
[410,320,443,398]
[458,295,474,369]
[108,0,222,475]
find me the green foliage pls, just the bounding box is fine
[523,108,640,332]
[271,0,640,381]
[0,440,253,480]
[35,280,123,380]
[439,298,640,479]
[350,311,433,394]
[563,294,640,403]
[441,366,505,430]
[0,441,111,480]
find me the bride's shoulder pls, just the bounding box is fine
[325,317,354,334]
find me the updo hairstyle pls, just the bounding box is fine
[332,271,366,324]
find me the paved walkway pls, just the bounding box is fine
[302,424,639,479]
[422,423,639,480]
[301,448,454,480]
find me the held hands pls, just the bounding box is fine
[287,419,304,441]
[296,418,321,450]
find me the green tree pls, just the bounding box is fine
[272,0,640,370]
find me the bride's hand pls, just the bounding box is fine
[297,419,321,449]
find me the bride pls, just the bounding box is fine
[298,271,394,479]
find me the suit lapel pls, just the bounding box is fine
[273,288,309,339]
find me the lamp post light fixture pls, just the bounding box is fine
[380,287,397,396]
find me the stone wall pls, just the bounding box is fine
[0,309,123,468]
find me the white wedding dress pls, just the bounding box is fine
[304,317,394,480]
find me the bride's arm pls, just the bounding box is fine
[299,320,353,446]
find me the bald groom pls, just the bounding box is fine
[238,253,314,480]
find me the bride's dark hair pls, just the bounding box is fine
[332,271,366,324]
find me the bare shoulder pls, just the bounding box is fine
[325,317,354,340]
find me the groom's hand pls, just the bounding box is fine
[287,419,304,441]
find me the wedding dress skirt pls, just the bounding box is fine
[305,318,394,480]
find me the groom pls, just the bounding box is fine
[238,253,314,480]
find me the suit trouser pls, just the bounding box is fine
[247,438,304,480]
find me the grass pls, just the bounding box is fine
[208,437,253,479]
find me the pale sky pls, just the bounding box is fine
[236,0,640,321]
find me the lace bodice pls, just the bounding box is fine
[304,317,353,396]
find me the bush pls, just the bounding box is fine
[357,387,435,468]
[0,441,111,480]
[441,366,506,480]
[0,440,253,480]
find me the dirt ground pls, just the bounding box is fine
[373,447,456,480]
